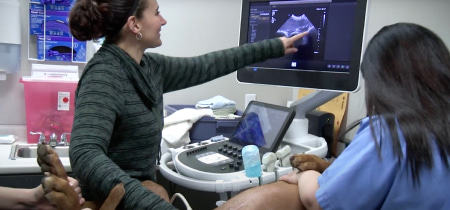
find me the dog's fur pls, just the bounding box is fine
[37,144,169,210]
[37,143,93,210]
[289,154,331,173]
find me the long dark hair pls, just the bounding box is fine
[361,23,450,185]
[69,0,147,44]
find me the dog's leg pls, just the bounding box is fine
[289,154,331,173]
[38,144,81,210]
[37,144,125,210]
[80,183,125,210]
[37,144,68,180]
[98,183,125,210]
[141,180,170,202]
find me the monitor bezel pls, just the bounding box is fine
[237,0,369,92]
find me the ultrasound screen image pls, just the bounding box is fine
[275,14,317,46]
[271,4,327,61]
[243,0,358,74]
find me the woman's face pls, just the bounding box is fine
[138,0,167,48]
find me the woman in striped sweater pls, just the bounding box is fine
[57,0,308,209]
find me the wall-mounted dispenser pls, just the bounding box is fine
[0,0,21,81]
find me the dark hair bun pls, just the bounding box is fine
[69,0,110,41]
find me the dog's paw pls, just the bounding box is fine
[37,143,68,180]
[42,173,81,210]
[289,154,331,173]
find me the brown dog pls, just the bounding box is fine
[37,143,170,210]
[37,143,125,210]
[289,154,331,173]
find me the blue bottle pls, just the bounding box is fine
[242,145,262,177]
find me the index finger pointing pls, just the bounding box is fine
[291,31,308,40]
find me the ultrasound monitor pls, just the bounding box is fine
[229,101,296,154]
[238,0,369,92]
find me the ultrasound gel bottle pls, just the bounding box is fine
[242,145,262,177]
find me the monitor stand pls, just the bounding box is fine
[282,90,341,158]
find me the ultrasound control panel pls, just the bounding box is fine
[176,140,246,174]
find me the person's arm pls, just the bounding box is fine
[285,118,399,209]
[0,177,82,210]
[154,32,307,93]
[297,171,322,210]
[280,170,322,210]
[0,185,49,210]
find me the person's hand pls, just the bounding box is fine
[29,176,84,210]
[279,169,302,185]
[31,184,55,210]
[279,31,308,54]
[42,173,82,210]
[290,154,331,173]
[67,176,85,206]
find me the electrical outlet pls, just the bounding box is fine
[245,94,256,109]
[286,100,293,107]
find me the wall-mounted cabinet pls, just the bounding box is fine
[0,0,21,80]
[28,0,87,63]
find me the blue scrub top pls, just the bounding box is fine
[316,117,450,210]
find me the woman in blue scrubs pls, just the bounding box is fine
[280,22,450,210]
[218,22,450,210]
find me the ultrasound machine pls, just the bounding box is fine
[159,0,370,203]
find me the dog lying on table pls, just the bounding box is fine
[36,143,169,210]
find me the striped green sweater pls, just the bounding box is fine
[69,38,284,209]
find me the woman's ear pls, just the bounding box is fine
[126,16,141,33]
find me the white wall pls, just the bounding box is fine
[153,0,293,111]
[0,0,449,141]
